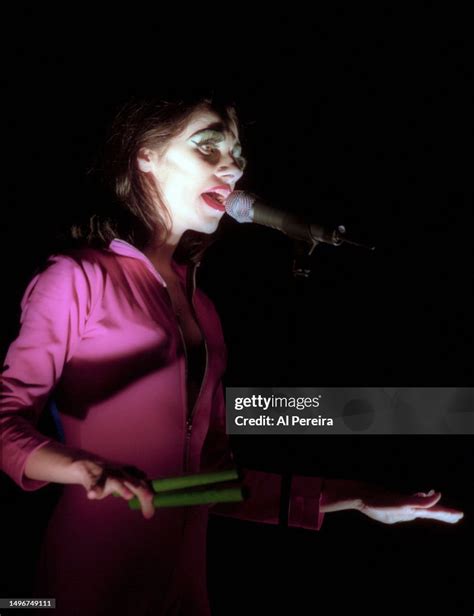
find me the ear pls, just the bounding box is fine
[137,147,157,173]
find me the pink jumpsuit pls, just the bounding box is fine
[0,238,324,615]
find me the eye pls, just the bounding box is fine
[198,142,218,155]
[234,155,247,171]
[231,144,247,171]
[195,140,247,170]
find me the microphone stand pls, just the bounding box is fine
[291,225,375,279]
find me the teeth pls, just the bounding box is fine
[205,192,224,204]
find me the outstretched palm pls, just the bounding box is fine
[358,490,464,525]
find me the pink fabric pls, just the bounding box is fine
[1,239,324,615]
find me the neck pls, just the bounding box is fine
[143,231,181,276]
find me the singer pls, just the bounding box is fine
[0,94,463,615]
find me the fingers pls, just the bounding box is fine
[121,468,155,519]
[413,489,436,497]
[406,492,442,508]
[85,464,108,498]
[405,490,463,522]
[84,462,155,520]
[88,478,134,501]
[124,480,155,519]
[412,507,464,524]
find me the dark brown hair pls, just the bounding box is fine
[70,93,240,263]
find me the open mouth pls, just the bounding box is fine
[201,192,226,211]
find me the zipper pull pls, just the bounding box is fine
[186,417,192,436]
[183,417,193,472]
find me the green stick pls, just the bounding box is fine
[151,469,239,492]
[113,468,239,496]
[127,485,245,509]
[112,469,239,498]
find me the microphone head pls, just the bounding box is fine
[225,190,256,223]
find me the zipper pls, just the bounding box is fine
[188,261,209,425]
[182,261,209,473]
[160,273,190,473]
[184,416,193,472]
[178,319,191,473]
[144,256,208,473]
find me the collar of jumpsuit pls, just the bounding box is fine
[107,237,192,289]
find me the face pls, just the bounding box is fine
[138,108,246,238]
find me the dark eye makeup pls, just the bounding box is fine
[189,130,247,170]
[189,129,225,144]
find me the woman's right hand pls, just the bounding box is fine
[74,457,156,519]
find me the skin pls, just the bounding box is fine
[83,108,464,525]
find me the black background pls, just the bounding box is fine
[1,7,473,614]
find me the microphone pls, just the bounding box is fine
[225,191,374,250]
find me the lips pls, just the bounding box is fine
[200,184,232,212]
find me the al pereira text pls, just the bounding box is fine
[234,414,334,427]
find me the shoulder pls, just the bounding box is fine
[20,247,117,313]
[31,246,123,281]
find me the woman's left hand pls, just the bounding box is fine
[356,489,464,525]
[320,479,464,524]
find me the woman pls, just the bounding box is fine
[0,95,463,615]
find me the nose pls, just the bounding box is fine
[215,155,244,187]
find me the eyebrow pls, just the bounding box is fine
[188,122,239,145]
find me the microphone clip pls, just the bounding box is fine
[292,240,317,278]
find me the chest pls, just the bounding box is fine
[165,277,203,350]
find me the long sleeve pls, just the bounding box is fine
[0,255,92,491]
[201,384,325,531]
